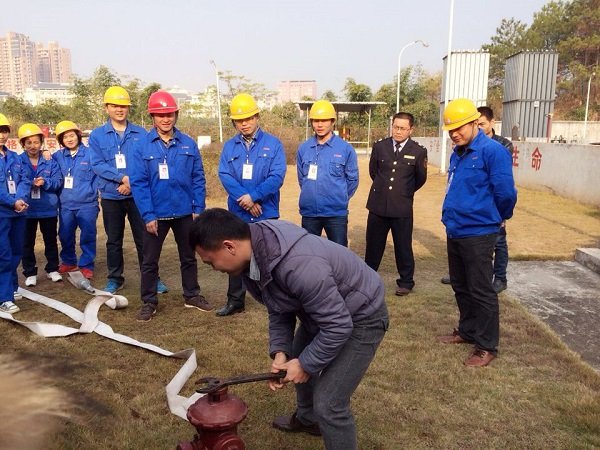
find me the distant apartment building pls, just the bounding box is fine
[36,41,72,84]
[0,32,72,95]
[277,80,317,104]
[22,82,74,106]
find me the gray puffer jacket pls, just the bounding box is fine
[243,220,385,375]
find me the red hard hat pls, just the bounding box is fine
[148,91,179,114]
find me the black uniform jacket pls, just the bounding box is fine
[366,137,428,218]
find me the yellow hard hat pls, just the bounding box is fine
[55,120,80,139]
[103,86,131,106]
[230,93,259,120]
[309,100,336,120]
[0,113,10,130]
[442,98,481,131]
[18,123,43,140]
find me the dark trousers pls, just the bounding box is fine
[301,216,348,247]
[141,215,199,305]
[364,212,415,289]
[0,216,25,301]
[22,216,59,276]
[101,198,145,284]
[447,233,499,353]
[227,274,246,308]
[294,303,389,450]
[494,230,508,282]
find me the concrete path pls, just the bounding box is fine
[507,258,600,370]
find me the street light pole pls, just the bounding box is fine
[440,0,455,174]
[209,59,223,143]
[395,40,429,113]
[583,71,595,143]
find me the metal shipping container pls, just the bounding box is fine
[502,51,558,139]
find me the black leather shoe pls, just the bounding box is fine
[272,412,321,436]
[216,303,245,317]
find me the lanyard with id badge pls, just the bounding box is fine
[157,140,170,180]
[64,152,77,189]
[307,145,322,181]
[7,173,16,194]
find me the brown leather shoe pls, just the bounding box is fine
[438,328,469,344]
[464,349,496,367]
[272,412,321,436]
[395,287,411,296]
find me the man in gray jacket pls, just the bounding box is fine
[190,208,389,450]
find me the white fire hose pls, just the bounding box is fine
[0,271,203,421]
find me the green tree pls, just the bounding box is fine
[33,100,71,126]
[482,18,528,89]
[0,97,36,124]
[70,65,121,127]
[322,90,338,101]
[343,78,372,101]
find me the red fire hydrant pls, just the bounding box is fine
[177,371,286,450]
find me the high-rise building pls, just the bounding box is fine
[0,32,72,95]
[0,32,37,95]
[277,80,317,104]
[36,41,72,84]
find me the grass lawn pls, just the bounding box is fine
[3,155,600,449]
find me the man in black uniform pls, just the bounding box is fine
[364,112,427,296]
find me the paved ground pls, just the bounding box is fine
[507,260,600,370]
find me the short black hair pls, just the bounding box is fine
[392,112,414,127]
[0,126,9,133]
[57,129,82,147]
[477,106,494,121]
[190,208,251,250]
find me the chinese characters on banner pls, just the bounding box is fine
[5,137,89,153]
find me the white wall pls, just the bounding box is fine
[415,137,600,206]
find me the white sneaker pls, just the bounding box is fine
[25,275,37,287]
[47,271,62,282]
[13,291,22,300]
[0,301,20,314]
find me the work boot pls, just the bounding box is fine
[216,302,244,317]
[272,412,321,436]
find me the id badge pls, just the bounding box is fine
[64,176,74,189]
[242,163,253,180]
[159,163,169,180]
[446,172,454,193]
[308,164,318,180]
[7,180,16,194]
[116,153,126,169]
[31,187,41,199]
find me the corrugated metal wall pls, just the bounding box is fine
[502,51,558,139]
[439,51,490,134]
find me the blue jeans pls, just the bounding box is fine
[301,216,348,247]
[293,304,389,450]
[0,216,26,302]
[494,233,508,282]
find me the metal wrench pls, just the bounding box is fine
[195,371,288,394]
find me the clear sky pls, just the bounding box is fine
[5,0,550,96]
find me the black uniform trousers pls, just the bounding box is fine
[447,233,499,353]
[22,216,59,276]
[101,198,145,284]
[364,212,415,289]
[141,215,200,305]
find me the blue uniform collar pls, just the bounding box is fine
[235,127,263,144]
[310,132,336,148]
[148,126,181,144]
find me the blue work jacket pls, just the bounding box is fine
[20,152,62,218]
[0,147,31,218]
[129,127,206,223]
[442,130,517,239]
[218,128,286,223]
[296,134,359,217]
[89,120,147,200]
[53,145,99,210]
